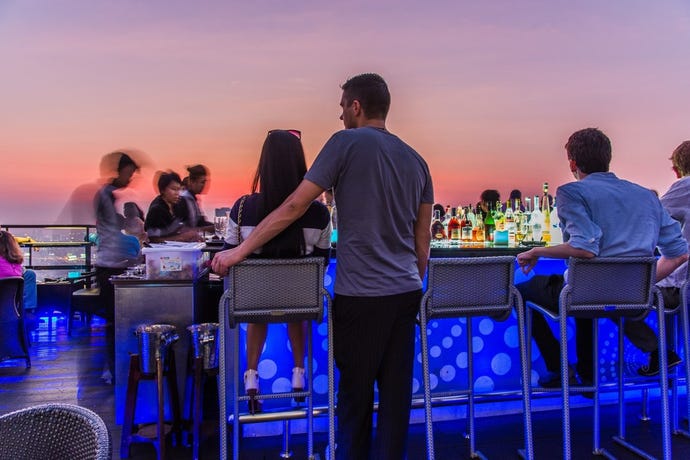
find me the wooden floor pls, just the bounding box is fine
[2,316,690,459]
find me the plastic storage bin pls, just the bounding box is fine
[142,243,206,280]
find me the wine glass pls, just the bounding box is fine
[214,215,228,240]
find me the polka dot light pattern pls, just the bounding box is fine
[236,259,649,409]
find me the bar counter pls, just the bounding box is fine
[112,273,222,424]
[115,244,649,425]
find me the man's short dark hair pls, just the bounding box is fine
[341,73,391,120]
[157,171,182,194]
[565,128,612,174]
[186,164,208,181]
[480,189,500,205]
[117,152,138,172]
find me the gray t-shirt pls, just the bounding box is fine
[305,126,434,296]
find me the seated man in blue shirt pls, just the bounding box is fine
[516,128,688,387]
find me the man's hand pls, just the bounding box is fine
[211,248,246,276]
[516,248,540,274]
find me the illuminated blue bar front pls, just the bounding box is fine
[239,256,658,411]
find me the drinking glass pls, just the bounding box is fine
[531,222,542,243]
[214,216,228,240]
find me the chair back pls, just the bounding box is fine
[0,276,29,362]
[0,403,111,460]
[0,276,23,322]
[220,257,326,328]
[423,256,518,319]
[562,256,657,318]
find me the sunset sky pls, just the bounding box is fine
[1,1,689,225]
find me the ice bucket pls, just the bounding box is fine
[187,323,220,370]
[135,324,179,374]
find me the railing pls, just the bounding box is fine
[1,225,96,277]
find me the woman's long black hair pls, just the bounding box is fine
[251,130,307,257]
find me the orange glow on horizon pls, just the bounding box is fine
[1,2,688,224]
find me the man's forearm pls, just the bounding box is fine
[532,243,596,260]
[656,253,689,282]
[414,203,432,280]
[231,179,325,261]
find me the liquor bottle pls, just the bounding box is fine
[431,209,446,241]
[530,195,544,242]
[466,204,476,228]
[512,199,522,230]
[493,201,505,231]
[550,197,563,244]
[541,182,551,244]
[474,211,485,242]
[504,200,514,228]
[448,207,461,242]
[461,207,473,241]
[504,200,516,246]
[484,203,495,242]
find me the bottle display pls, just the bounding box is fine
[429,181,559,249]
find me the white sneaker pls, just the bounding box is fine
[244,369,259,394]
[244,369,261,414]
[291,367,305,391]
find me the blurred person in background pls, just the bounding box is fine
[0,230,38,330]
[93,151,143,383]
[176,164,214,236]
[123,202,147,245]
[145,171,202,243]
[634,140,690,376]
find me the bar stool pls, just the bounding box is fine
[666,273,690,438]
[525,256,671,459]
[183,322,220,460]
[217,257,334,460]
[121,324,182,460]
[637,269,690,438]
[419,256,534,459]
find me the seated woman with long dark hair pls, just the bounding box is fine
[220,129,331,413]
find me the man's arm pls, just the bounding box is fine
[211,179,325,274]
[414,203,433,280]
[516,243,595,274]
[656,253,689,282]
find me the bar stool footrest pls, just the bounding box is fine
[612,436,656,460]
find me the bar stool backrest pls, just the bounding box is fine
[562,256,657,318]
[222,257,326,327]
[424,256,517,319]
[0,403,111,460]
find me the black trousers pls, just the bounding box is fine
[333,289,422,460]
[95,266,126,374]
[517,275,669,381]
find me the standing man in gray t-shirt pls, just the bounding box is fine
[213,73,434,460]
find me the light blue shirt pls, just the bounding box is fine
[557,172,687,258]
